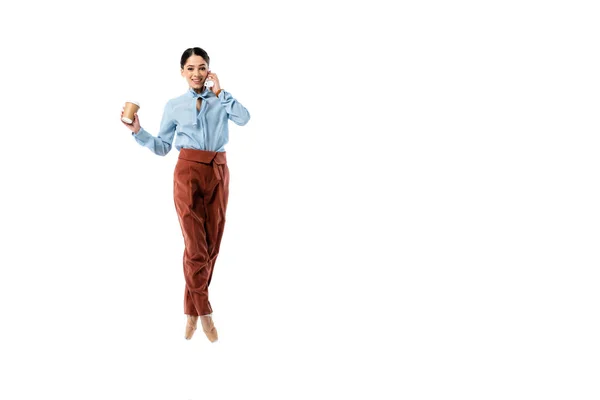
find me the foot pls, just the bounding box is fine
[185,315,198,340]
[200,314,218,343]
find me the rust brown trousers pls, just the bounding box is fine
[173,148,229,316]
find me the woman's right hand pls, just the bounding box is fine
[121,106,141,134]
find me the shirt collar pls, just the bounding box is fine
[188,87,212,100]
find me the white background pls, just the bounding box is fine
[0,0,599,399]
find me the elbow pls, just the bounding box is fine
[229,109,250,126]
[157,144,172,156]
[237,112,251,126]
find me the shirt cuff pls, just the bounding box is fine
[132,127,151,144]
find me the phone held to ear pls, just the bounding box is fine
[205,71,214,88]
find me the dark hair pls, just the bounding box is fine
[180,47,210,69]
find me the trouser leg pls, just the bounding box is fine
[204,163,229,289]
[173,156,229,317]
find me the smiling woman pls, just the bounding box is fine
[181,47,213,98]
[120,47,250,343]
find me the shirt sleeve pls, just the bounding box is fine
[132,101,176,156]
[218,90,250,126]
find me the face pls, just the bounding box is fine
[181,55,209,90]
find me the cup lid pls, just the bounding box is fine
[126,101,140,107]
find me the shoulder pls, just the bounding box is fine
[169,92,189,104]
[164,93,190,111]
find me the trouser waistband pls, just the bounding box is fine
[178,148,227,180]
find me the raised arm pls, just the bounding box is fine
[218,90,250,126]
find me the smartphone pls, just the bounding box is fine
[204,70,214,88]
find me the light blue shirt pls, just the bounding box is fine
[132,88,250,155]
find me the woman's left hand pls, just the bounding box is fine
[207,71,221,94]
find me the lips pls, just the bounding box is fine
[192,79,201,84]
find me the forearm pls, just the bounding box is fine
[133,128,172,156]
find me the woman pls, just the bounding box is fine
[121,47,250,342]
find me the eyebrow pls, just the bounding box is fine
[186,64,207,67]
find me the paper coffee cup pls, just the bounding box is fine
[122,101,140,124]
